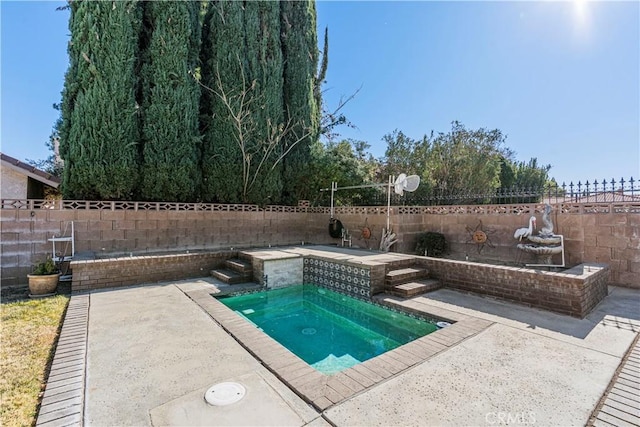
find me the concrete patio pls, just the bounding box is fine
[37,277,639,426]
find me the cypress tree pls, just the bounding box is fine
[59,0,142,200]
[280,0,320,204]
[58,0,81,184]
[242,1,283,204]
[139,1,201,201]
[199,0,245,202]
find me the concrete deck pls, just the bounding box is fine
[38,277,639,426]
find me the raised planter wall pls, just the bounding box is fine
[71,248,609,318]
[416,257,610,317]
[71,251,236,292]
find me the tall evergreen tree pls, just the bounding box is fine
[200,0,289,204]
[280,0,320,204]
[199,0,245,202]
[139,1,201,201]
[242,1,284,204]
[59,0,142,200]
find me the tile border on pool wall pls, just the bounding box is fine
[186,288,494,412]
[303,256,371,299]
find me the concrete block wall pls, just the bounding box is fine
[1,205,326,286]
[1,201,638,288]
[1,207,70,286]
[315,204,638,288]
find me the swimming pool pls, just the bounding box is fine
[220,284,438,374]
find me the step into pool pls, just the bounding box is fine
[220,284,438,374]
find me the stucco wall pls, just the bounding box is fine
[1,167,27,199]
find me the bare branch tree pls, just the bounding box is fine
[192,65,313,202]
[320,85,361,143]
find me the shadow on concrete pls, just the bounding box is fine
[422,286,640,339]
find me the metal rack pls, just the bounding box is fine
[49,221,74,281]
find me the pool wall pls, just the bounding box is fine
[262,257,304,289]
[247,251,387,299]
[302,257,375,298]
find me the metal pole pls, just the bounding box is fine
[320,179,392,222]
[386,175,392,231]
[330,181,336,219]
[320,183,387,191]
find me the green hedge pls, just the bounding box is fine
[415,232,446,257]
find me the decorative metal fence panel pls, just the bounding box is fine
[320,176,638,207]
[1,177,637,211]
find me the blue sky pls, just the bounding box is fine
[2,1,638,186]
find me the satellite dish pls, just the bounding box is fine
[394,173,420,195]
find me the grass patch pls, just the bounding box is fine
[1,295,69,427]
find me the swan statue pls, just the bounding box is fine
[540,204,554,236]
[514,216,536,241]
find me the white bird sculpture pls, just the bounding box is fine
[540,204,554,236]
[514,216,536,241]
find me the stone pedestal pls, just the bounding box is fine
[517,235,563,265]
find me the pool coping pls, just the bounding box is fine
[185,287,494,411]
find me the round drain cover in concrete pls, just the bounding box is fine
[301,327,317,335]
[205,382,246,406]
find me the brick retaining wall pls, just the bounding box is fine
[71,248,609,318]
[71,251,236,291]
[416,257,610,317]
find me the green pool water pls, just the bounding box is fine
[220,284,438,374]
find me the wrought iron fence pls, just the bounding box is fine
[2,177,636,210]
[317,176,638,207]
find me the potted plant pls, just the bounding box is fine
[27,257,60,296]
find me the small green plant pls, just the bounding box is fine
[415,232,447,257]
[31,257,59,275]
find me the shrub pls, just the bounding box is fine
[415,232,446,257]
[31,258,58,276]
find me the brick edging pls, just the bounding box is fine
[587,332,640,426]
[36,294,90,426]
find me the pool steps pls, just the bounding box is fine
[211,258,253,284]
[385,267,427,286]
[211,253,442,297]
[385,267,442,298]
[391,279,442,297]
